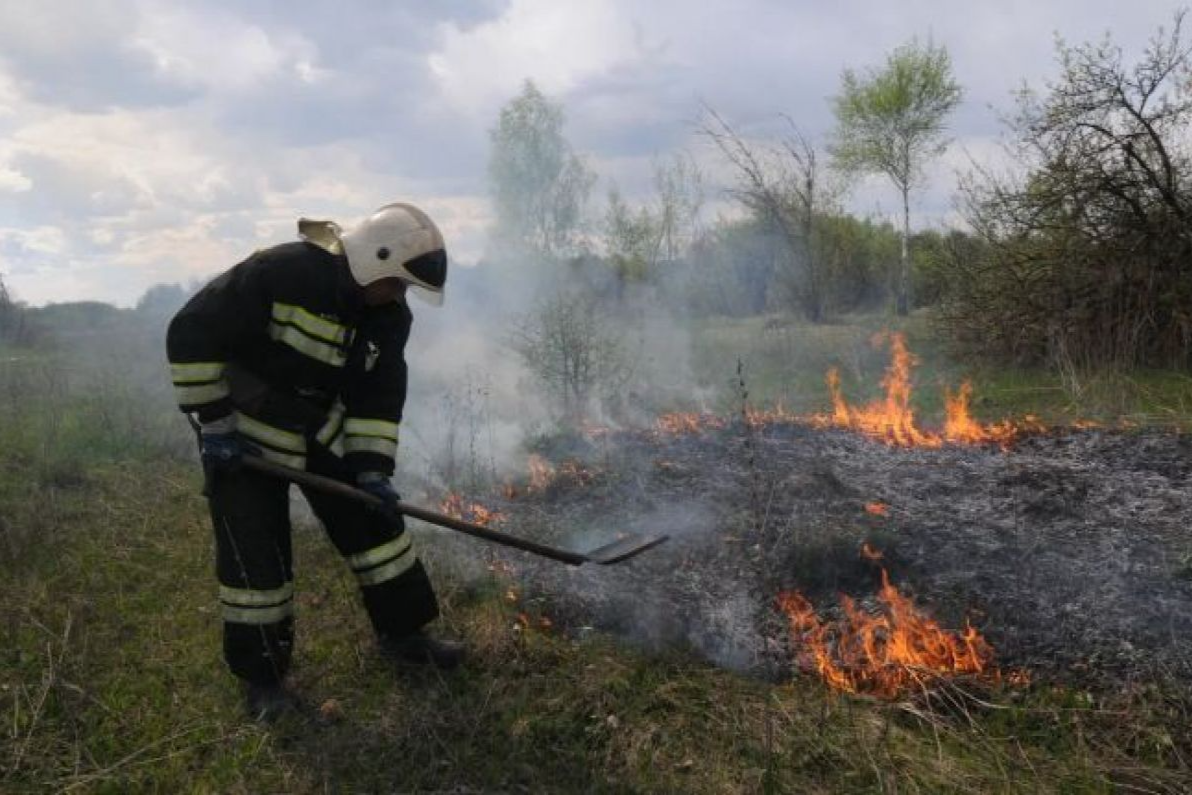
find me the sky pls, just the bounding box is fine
[0,0,1180,306]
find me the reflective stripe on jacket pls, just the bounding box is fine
[166,242,410,475]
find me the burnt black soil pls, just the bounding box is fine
[435,424,1192,689]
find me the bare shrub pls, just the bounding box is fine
[939,12,1192,370]
[508,291,634,421]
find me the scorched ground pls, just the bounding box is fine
[431,421,1192,693]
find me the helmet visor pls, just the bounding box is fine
[404,249,447,290]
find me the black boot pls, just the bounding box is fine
[243,681,304,723]
[380,630,466,669]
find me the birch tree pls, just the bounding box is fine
[830,39,962,315]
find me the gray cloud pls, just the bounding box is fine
[0,0,1181,305]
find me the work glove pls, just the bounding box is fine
[357,472,401,522]
[201,432,253,471]
[199,416,259,473]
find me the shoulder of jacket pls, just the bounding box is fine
[251,241,331,265]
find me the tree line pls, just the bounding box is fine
[490,11,1192,375]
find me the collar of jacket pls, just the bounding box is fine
[331,253,367,315]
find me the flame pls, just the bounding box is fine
[864,502,889,517]
[439,493,504,527]
[815,332,1044,448]
[821,333,941,447]
[505,455,594,498]
[777,553,1002,698]
[655,411,726,436]
[943,381,1022,447]
[745,403,798,427]
[527,454,556,491]
[860,542,884,561]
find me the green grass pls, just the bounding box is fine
[686,311,1192,430]
[2,459,1189,793]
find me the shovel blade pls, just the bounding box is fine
[582,534,669,565]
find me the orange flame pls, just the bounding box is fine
[777,553,1002,698]
[655,411,726,436]
[439,493,504,527]
[527,454,556,492]
[745,403,797,427]
[864,502,889,517]
[821,333,941,447]
[816,332,1044,448]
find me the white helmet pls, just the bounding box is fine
[299,202,448,305]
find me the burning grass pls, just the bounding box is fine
[778,546,1008,699]
[650,331,1054,449]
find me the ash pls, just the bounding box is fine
[427,424,1192,688]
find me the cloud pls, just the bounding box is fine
[0,225,67,256]
[0,165,30,193]
[429,0,662,119]
[127,2,322,94]
[0,0,1182,307]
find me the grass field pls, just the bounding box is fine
[2,458,1190,792]
[3,314,1191,792]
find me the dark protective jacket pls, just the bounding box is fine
[166,241,408,475]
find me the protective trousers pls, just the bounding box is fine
[206,450,439,685]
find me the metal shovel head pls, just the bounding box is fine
[582,533,669,565]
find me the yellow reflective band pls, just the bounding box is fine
[219,583,293,607]
[170,361,225,383]
[355,550,417,587]
[343,435,398,457]
[268,322,348,367]
[316,402,346,446]
[257,447,307,470]
[236,413,307,454]
[271,302,350,345]
[343,418,399,442]
[346,534,411,571]
[221,602,294,625]
[174,381,229,406]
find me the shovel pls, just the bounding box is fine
[240,456,668,566]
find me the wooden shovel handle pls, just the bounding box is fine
[240,455,588,565]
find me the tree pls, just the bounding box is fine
[830,39,962,315]
[135,283,189,318]
[509,290,632,421]
[0,274,31,344]
[602,187,662,300]
[488,80,596,260]
[938,13,1192,368]
[652,152,705,263]
[701,107,837,320]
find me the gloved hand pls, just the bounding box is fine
[201,432,254,472]
[357,472,401,521]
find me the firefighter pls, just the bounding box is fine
[167,202,463,721]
